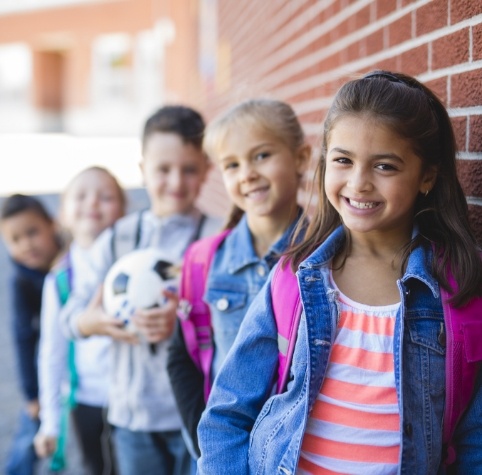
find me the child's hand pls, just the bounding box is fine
[132,288,178,343]
[33,432,57,457]
[26,399,40,419]
[78,286,138,343]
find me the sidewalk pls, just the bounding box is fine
[0,189,149,474]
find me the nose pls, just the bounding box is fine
[347,166,373,193]
[86,192,100,207]
[239,162,258,182]
[169,169,183,189]
[19,235,34,254]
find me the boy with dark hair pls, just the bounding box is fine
[1,194,61,475]
[60,105,222,475]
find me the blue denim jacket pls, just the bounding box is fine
[207,212,300,377]
[197,226,482,474]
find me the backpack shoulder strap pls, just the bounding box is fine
[271,258,303,394]
[50,252,77,472]
[178,228,232,401]
[54,257,72,307]
[442,271,482,465]
[110,210,144,260]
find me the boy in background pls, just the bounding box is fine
[1,194,61,475]
[60,105,222,475]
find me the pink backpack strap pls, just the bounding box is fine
[271,259,303,393]
[177,229,231,401]
[441,272,482,465]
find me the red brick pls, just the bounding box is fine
[468,204,482,244]
[469,115,482,153]
[399,44,429,76]
[451,116,467,151]
[374,58,399,73]
[432,29,469,70]
[451,0,482,25]
[451,70,482,108]
[473,23,482,61]
[349,5,371,31]
[425,76,448,104]
[320,3,337,23]
[365,29,385,56]
[457,158,482,197]
[416,0,448,36]
[377,0,398,20]
[343,41,361,64]
[388,14,412,47]
[329,18,351,43]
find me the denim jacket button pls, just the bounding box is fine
[216,297,229,311]
[404,422,413,437]
[257,265,266,277]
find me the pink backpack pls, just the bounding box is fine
[178,233,482,465]
[177,230,301,400]
[178,230,232,401]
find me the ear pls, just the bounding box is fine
[295,143,312,176]
[419,165,438,194]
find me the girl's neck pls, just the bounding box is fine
[247,206,298,257]
[332,229,411,306]
[348,227,412,260]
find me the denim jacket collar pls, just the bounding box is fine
[401,241,439,298]
[299,225,439,297]
[226,209,303,274]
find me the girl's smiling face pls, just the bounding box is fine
[61,168,125,247]
[214,127,309,230]
[324,115,437,241]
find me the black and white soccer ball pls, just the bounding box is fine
[103,248,177,331]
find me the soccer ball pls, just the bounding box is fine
[103,247,177,331]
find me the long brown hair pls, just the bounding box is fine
[286,70,482,307]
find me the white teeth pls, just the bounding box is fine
[349,199,378,209]
[245,188,267,198]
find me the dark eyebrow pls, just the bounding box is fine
[329,147,404,163]
[329,147,353,156]
[372,153,404,163]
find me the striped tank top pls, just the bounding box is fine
[297,274,401,474]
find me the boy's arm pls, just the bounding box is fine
[167,320,205,457]
[11,275,40,403]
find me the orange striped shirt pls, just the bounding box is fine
[297,277,400,474]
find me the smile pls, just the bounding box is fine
[244,187,268,198]
[348,198,380,209]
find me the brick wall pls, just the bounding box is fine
[173,0,482,240]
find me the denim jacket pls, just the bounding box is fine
[197,226,482,475]
[207,212,301,377]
